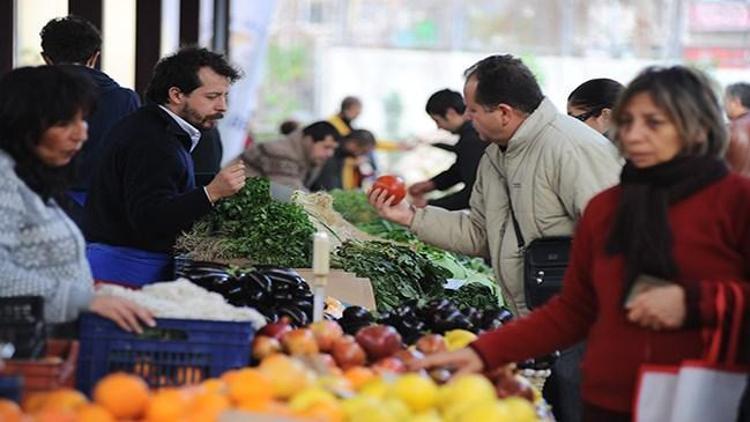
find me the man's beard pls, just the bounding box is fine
[182,104,224,130]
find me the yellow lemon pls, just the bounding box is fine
[289,387,337,412]
[389,374,438,413]
[437,374,496,412]
[458,400,512,422]
[444,330,478,351]
[409,409,444,422]
[502,397,538,422]
[359,378,388,399]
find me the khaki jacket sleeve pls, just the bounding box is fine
[410,161,490,258]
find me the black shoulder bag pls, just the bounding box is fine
[505,183,571,309]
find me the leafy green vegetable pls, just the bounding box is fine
[330,190,380,225]
[335,240,448,311]
[446,283,500,311]
[178,178,315,267]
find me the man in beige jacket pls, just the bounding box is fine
[241,121,340,191]
[369,54,621,422]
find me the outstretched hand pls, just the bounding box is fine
[367,187,416,226]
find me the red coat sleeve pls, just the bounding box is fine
[470,197,600,370]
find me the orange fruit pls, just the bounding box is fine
[200,378,227,395]
[93,372,151,419]
[301,400,345,422]
[145,388,189,422]
[41,388,88,411]
[237,398,292,416]
[31,408,77,422]
[76,403,116,422]
[0,399,22,422]
[343,367,376,391]
[259,354,315,399]
[22,393,49,413]
[187,391,230,421]
[227,368,274,405]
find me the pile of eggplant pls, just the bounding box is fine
[336,299,514,344]
[178,261,313,326]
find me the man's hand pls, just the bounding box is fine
[410,347,485,378]
[89,295,156,334]
[367,187,416,226]
[626,284,687,331]
[206,162,246,202]
[408,180,436,197]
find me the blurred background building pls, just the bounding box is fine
[3,0,749,174]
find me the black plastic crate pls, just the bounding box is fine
[0,297,46,359]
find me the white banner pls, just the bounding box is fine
[218,0,278,165]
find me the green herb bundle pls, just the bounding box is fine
[335,240,449,311]
[330,190,380,225]
[178,178,315,267]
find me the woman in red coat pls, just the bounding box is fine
[416,66,750,421]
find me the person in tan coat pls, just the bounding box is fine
[369,55,622,422]
[724,82,750,176]
[241,121,339,191]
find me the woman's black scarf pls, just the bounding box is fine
[606,156,728,303]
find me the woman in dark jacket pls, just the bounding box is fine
[416,66,750,421]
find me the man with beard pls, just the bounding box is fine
[84,47,245,286]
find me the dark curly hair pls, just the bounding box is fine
[40,15,101,64]
[145,47,241,104]
[0,66,97,202]
[464,55,543,114]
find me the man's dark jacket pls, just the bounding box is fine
[84,105,213,252]
[428,121,487,210]
[71,66,140,190]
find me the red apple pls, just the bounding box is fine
[252,335,282,360]
[355,325,403,361]
[258,316,293,340]
[372,357,407,375]
[309,320,344,352]
[415,334,448,355]
[331,335,367,369]
[281,328,319,356]
[495,374,535,402]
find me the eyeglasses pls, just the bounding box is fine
[570,108,602,122]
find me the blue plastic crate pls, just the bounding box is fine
[76,313,254,396]
[0,375,22,403]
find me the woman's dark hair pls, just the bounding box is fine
[145,47,240,104]
[303,121,340,143]
[0,66,97,202]
[425,89,466,117]
[40,15,101,64]
[568,78,624,115]
[613,66,728,158]
[464,55,543,114]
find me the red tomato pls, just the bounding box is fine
[372,175,406,205]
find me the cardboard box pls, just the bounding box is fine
[295,268,377,311]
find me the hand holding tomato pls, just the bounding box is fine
[372,175,406,205]
[367,175,415,227]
